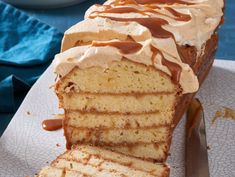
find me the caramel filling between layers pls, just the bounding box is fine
[67,124,171,130]
[67,133,172,147]
[65,109,162,115]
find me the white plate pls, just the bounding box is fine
[3,0,88,9]
[0,60,234,177]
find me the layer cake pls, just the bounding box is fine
[53,0,224,163]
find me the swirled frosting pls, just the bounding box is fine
[53,0,224,94]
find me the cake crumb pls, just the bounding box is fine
[26,111,31,115]
[207,145,211,150]
[56,143,60,147]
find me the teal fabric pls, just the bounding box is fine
[217,0,235,60]
[0,2,63,135]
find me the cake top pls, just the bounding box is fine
[53,0,224,94]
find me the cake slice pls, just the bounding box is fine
[53,0,224,163]
[55,56,179,161]
[37,145,169,177]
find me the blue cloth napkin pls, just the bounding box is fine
[217,0,235,60]
[0,2,63,134]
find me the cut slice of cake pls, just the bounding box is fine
[55,56,179,161]
[53,0,224,163]
[37,145,169,177]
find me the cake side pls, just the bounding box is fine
[173,34,218,125]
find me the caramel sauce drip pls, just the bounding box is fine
[111,0,138,6]
[164,7,191,21]
[89,0,189,83]
[98,6,146,15]
[92,41,142,54]
[93,5,191,22]
[100,16,172,38]
[111,0,194,5]
[135,0,194,5]
[150,45,159,65]
[151,45,182,83]
[162,58,182,83]
[42,119,63,131]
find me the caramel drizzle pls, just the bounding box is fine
[92,41,142,54]
[111,0,194,5]
[164,7,191,21]
[151,45,182,83]
[111,0,138,6]
[91,5,191,22]
[99,16,172,38]
[96,5,146,15]
[136,0,194,5]
[89,0,185,83]
[92,40,181,82]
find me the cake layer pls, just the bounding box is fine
[38,145,169,177]
[37,166,84,177]
[65,126,171,145]
[65,111,174,128]
[61,93,176,113]
[107,142,170,162]
[56,60,177,94]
